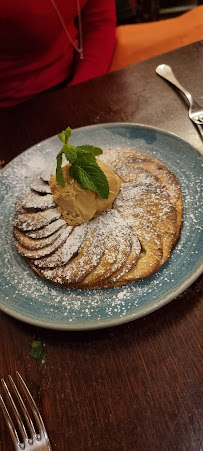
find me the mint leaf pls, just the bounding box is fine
[58,127,72,144]
[69,162,109,199]
[56,144,78,185]
[56,127,109,198]
[56,150,65,187]
[76,152,97,165]
[62,144,78,163]
[29,341,46,366]
[77,145,103,156]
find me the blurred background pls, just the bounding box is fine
[116,0,202,25]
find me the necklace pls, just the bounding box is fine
[50,0,84,60]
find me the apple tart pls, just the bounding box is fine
[13,147,183,289]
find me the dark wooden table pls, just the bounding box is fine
[0,41,202,451]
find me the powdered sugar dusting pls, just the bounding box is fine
[14,225,71,259]
[18,191,56,210]
[13,209,61,231]
[14,226,67,250]
[34,223,86,268]
[26,218,66,238]
[30,176,52,194]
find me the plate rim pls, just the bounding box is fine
[1,123,203,179]
[0,265,202,330]
[0,122,202,330]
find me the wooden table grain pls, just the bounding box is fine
[0,41,202,451]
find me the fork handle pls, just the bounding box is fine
[156,64,193,107]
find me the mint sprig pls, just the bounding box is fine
[56,127,109,199]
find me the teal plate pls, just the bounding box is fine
[0,123,202,330]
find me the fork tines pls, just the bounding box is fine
[0,372,51,450]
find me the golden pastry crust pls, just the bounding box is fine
[13,147,183,289]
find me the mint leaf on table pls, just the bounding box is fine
[69,162,109,199]
[56,127,109,199]
[29,341,46,366]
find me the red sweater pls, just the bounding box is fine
[0,0,116,107]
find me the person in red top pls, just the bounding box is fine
[0,0,116,107]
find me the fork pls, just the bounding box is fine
[156,64,203,125]
[0,372,52,451]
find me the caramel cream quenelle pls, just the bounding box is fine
[49,161,122,226]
